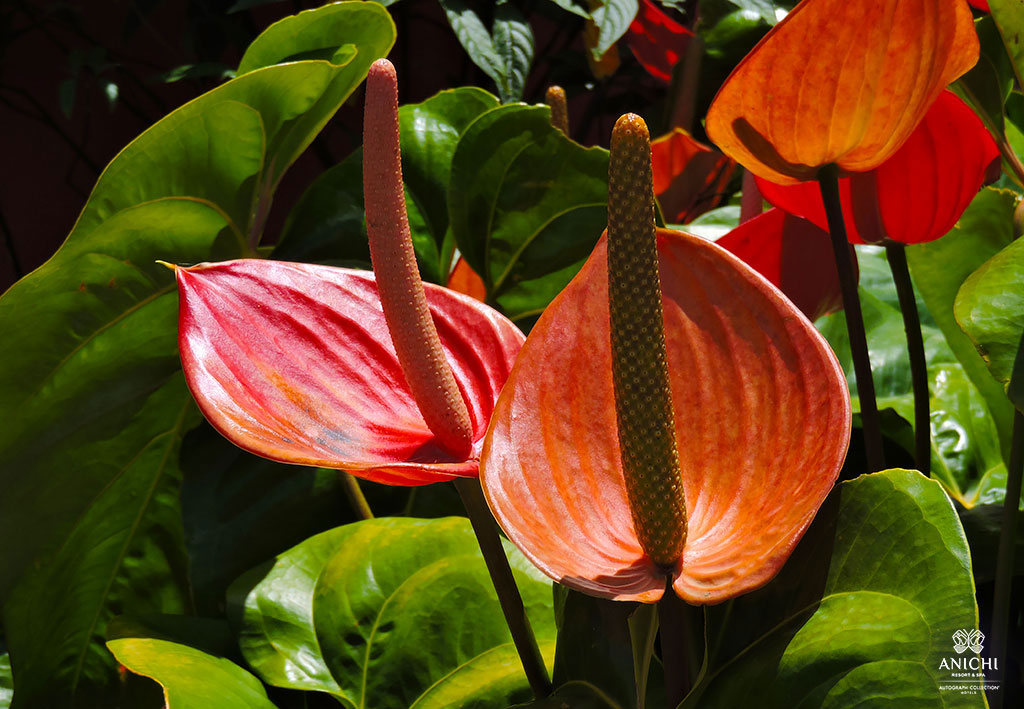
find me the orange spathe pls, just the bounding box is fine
[705,0,978,184]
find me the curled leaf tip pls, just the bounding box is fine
[364,54,474,458]
[608,113,687,569]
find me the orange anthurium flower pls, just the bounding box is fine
[651,128,736,224]
[174,260,523,485]
[755,90,1000,244]
[705,0,979,184]
[626,0,693,82]
[447,256,487,302]
[717,208,848,322]
[481,230,850,603]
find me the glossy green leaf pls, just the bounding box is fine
[990,0,1024,89]
[907,188,1018,457]
[818,248,1007,507]
[955,17,1015,140]
[493,1,535,103]
[685,469,985,708]
[589,0,638,59]
[228,517,556,708]
[956,234,1024,408]
[727,0,780,25]
[0,5,395,703]
[0,654,12,709]
[276,86,499,281]
[107,621,278,709]
[511,682,623,708]
[678,204,740,240]
[544,0,591,19]
[178,422,351,616]
[448,103,609,321]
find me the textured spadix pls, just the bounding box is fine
[755,90,1000,244]
[480,229,850,603]
[705,0,978,184]
[175,259,524,485]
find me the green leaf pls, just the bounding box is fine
[439,0,512,100]
[907,187,1018,460]
[955,17,1015,140]
[107,622,278,709]
[276,86,499,281]
[0,5,395,704]
[588,0,638,60]
[818,249,1007,507]
[228,517,557,708]
[448,103,609,321]
[178,422,352,616]
[956,233,1024,408]
[510,681,624,708]
[676,204,740,240]
[543,0,591,19]
[685,469,985,708]
[726,0,779,25]
[989,0,1024,90]
[0,653,12,709]
[492,1,535,103]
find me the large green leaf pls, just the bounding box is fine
[178,422,352,616]
[907,188,1018,459]
[685,469,984,708]
[588,0,638,59]
[228,517,557,708]
[818,249,1007,507]
[989,0,1024,89]
[0,4,395,704]
[106,617,278,709]
[275,86,499,281]
[448,103,609,321]
[955,17,1015,142]
[955,234,1024,406]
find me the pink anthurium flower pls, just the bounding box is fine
[717,208,849,322]
[170,61,524,486]
[626,0,693,82]
[481,115,850,604]
[755,90,1000,244]
[651,128,736,224]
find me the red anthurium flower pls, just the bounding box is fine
[626,0,693,82]
[651,128,736,224]
[717,208,848,322]
[756,91,1000,244]
[174,260,523,485]
[705,0,978,184]
[481,116,850,604]
[969,0,989,11]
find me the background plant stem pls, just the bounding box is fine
[885,243,930,475]
[817,165,885,472]
[455,477,552,699]
[340,473,374,520]
[990,409,1023,709]
[658,578,691,708]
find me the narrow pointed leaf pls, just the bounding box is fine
[716,208,845,322]
[757,91,999,244]
[706,0,979,183]
[227,517,557,706]
[481,229,850,603]
[175,260,524,484]
[685,470,985,708]
[650,128,736,224]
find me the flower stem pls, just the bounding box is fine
[885,243,930,475]
[340,473,374,520]
[455,478,552,699]
[658,578,691,707]
[817,165,885,472]
[990,408,1023,709]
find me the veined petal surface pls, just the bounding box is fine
[756,91,1000,244]
[625,0,693,82]
[481,230,850,604]
[717,208,845,322]
[176,260,524,485]
[706,0,979,184]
